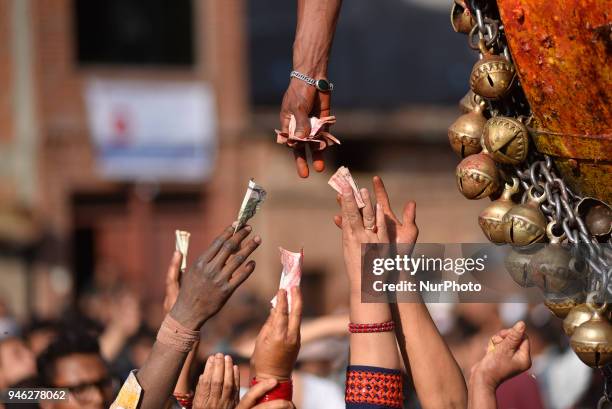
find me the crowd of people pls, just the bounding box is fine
[2,176,599,409]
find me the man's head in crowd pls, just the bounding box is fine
[0,336,37,389]
[37,330,113,409]
[24,319,59,357]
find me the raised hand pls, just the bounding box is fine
[237,378,296,409]
[334,176,418,244]
[193,354,240,409]
[170,225,262,330]
[251,288,302,381]
[335,180,390,290]
[472,321,532,389]
[280,79,330,178]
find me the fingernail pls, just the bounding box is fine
[216,353,224,359]
[232,221,238,228]
[254,235,262,244]
[245,225,252,232]
[513,321,526,332]
[225,355,232,362]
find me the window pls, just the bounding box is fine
[74,0,195,66]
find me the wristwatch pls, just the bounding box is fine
[290,70,334,92]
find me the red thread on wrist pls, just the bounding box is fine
[156,314,200,353]
[349,321,395,333]
[173,392,194,409]
[250,378,293,403]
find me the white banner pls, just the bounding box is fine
[85,78,217,182]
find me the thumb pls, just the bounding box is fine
[501,321,526,352]
[293,112,311,139]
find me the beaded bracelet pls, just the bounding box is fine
[349,321,395,333]
[249,378,293,403]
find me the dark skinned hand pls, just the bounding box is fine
[280,78,331,178]
[170,224,262,330]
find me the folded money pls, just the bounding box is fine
[275,115,340,151]
[328,166,366,208]
[235,179,267,234]
[271,247,303,311]
[175,230,191,272]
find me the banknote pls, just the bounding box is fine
[271,247,303,310]
[328,166,366,208]
[175,230,191,272]
[235,179,267,233]
[275,115,340,151]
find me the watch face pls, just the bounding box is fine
[315,79,331,92]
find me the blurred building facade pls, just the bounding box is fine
[0,0,487,321]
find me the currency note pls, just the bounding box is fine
[275,115,340,151]
[271,247,303,310]
[235,179,267,233]
[328,166,366,208]
[175,230,191,272]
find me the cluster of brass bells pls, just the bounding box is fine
[570,303,612,368]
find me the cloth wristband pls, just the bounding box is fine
[249,378,293,403]
[345,365,403,409]
[156,314,200,353]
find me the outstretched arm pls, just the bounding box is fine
[334,176,467,409]
[280,0,342,178]
[112,225,261,409]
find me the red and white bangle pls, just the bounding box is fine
[349,321,395,333]
[249,378,293,403]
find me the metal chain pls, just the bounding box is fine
[515,159,612,299]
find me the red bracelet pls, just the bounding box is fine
[173,392,194,409]
[349,321,395,333]
[249,377,293,403]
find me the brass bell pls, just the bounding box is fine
[456,152,500,200]
[479,178,519,243]
[528,222,581,294]
[450,0,474,34]
[575,197,612,239]
[448,102,486,158]
[502,187,548,246]
[504,246,538,287]
[470,42,516,99]
[482,116,529,165]
[459,90,482,114]
[563,301,595,336]
[545,295,582,320]
[570,303,612,368]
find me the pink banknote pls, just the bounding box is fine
[328,166,366,208]
[271,247,303,310]
[275,115,340,151]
